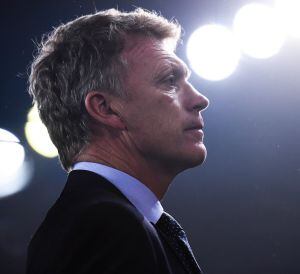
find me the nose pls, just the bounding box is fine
[193,92,209,112]
[187,83,209,112]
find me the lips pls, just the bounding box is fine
[184,122,205,141]
[185,122,204,131]
[186,125,203,130]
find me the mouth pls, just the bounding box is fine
[185,127,204,141]
[186,126,203,131]
[185,122,204,131]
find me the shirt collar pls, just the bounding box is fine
[73,162,163,224]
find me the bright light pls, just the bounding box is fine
[0,128,25,179]
[0,128,31,198]
[186,24,240,81]
[275,0,300,38]
[25,105,58,158]
[233,3,286,59]
[0,160,33,199]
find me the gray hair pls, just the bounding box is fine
[28,8,181,172]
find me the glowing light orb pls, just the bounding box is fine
[0,128,30,198]
[275,0,300,38]
[233,3,286,59]
[186,24,241,81]
[24,105,58,158]
[0,128,25,179]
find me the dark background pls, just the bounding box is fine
[1,0,299,273]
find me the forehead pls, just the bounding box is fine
[122,36,187,82]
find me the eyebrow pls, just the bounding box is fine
[182,63,192,79]
[153,59,192,82]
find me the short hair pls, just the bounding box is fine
[28,8,181,171]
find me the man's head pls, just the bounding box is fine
[110,36,209,175]
[29,8,208,173]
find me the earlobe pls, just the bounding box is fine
[84,91,126,130]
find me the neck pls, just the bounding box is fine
[76,136,177,200]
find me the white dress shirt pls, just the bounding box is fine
[73,162,164,224]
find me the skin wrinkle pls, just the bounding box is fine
[153,56,191,84]
[78,36,209,200]
[124,37,191,97]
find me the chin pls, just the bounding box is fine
[181,143,207,169]
[193,143,207,165]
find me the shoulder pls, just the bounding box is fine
[72,200,152,242]
[61,170,153,235]
[66,201,170,273]
[27,195,171,273]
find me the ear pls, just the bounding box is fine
[85,91,126,130]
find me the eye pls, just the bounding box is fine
[164,74,178,88]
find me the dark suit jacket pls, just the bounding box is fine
[26,170,194,274]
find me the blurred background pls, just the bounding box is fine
[0,0,299,273]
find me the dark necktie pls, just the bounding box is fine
[155,212,203,274]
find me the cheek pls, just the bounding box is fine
[125,92,183,139]
[150,99,182,132]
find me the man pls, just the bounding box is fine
[26,8,209,274]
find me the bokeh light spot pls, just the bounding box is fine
[275,0,300,38]
[186,24,240,81]
[24,105,58,158]
[233,3,286,59]
[0,128,31,198]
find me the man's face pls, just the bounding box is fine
[119,37,209,173]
